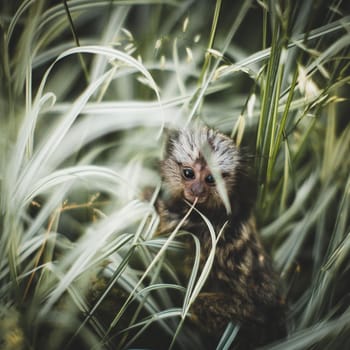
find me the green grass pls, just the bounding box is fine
[0,1,349,349]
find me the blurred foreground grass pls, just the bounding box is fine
[0,1,349,349]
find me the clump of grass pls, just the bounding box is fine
[0,1,349,349]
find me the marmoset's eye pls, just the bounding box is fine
[205,174,215,184]
[183,168,195,179]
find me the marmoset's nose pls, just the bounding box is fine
[191,181,205,197]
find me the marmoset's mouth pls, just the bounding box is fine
[184,192,207,204]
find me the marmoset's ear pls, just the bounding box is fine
[162,127,180,157]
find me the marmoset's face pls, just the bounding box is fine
[180,161,216,204]
[161,128,239,210]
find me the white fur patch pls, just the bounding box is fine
[170,128,240,174]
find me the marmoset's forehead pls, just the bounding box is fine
[169,128,240,174]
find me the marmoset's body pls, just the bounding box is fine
[156,127,286,348]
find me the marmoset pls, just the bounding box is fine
[156,127,286,349]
